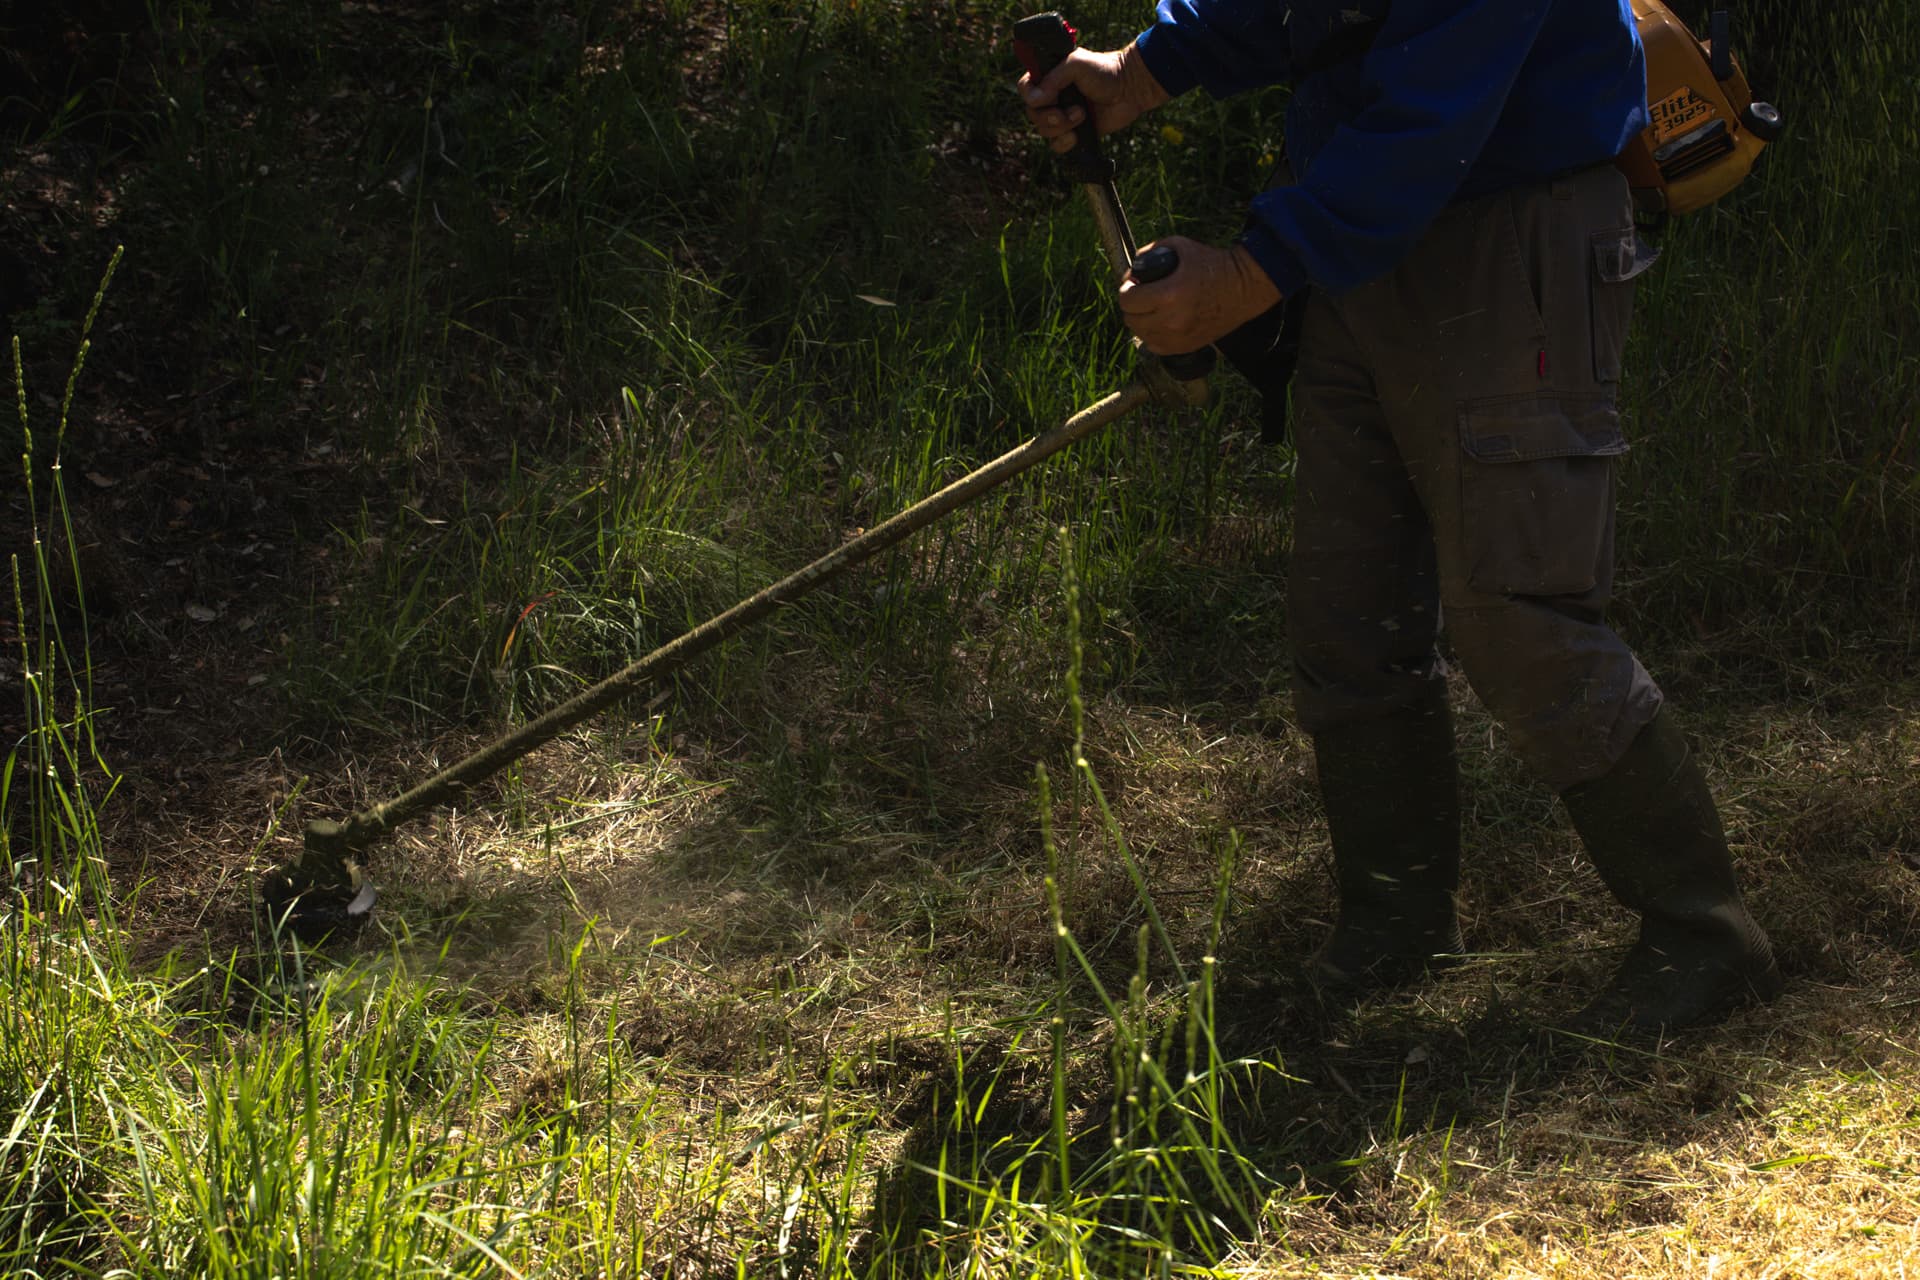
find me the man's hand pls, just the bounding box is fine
[1020,44,1170,152]
[1118,237,1283,354]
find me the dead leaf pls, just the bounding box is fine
[854,294,897,307]
[85,471,117,488]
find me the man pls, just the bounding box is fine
[1020,0,1781,1031]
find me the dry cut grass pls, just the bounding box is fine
[101,643,1919,1276]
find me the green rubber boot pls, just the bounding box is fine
[1560,708,1783,1033]
[1307,687,1464,993]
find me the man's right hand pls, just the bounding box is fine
[1019,44,1170,153]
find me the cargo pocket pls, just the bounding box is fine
[1589,226,1659,384]
[1460,395,1626,597]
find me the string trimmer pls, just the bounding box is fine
[263,11,1213,936]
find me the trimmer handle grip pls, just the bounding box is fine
[1130,244,1217,382]
[1013,11,1115,183]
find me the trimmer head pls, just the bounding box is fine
[255,818,381,942]
[258,859,376,942]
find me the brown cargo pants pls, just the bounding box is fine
[1287,164,1663,790]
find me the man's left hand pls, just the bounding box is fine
[1118,236,1283,354]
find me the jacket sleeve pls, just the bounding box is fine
[1133,0,1295,98]
[1242,1,1556,295]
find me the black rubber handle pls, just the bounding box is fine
[1013,12,1115,184]
[1709,6,1733,81]
[1129,244,1217,382]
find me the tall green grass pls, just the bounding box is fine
[4,254,130,1269]
[2,368,1292,1271]
[1619,0,1920,646]
[220,0,1916,744]
[5,259,1287,1271]
[155,0,1265,741]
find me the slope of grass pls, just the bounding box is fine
[4,1,1918,1276]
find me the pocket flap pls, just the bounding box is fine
[1461,396,1627,462]
[1592,226,1661,283]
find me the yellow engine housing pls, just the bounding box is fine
[1615,0,1776,216]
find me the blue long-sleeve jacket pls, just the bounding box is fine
[1135,1,1648,296]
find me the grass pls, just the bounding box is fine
[3,0,1919,1275]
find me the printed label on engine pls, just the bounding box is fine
[1649,87,1716,142]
